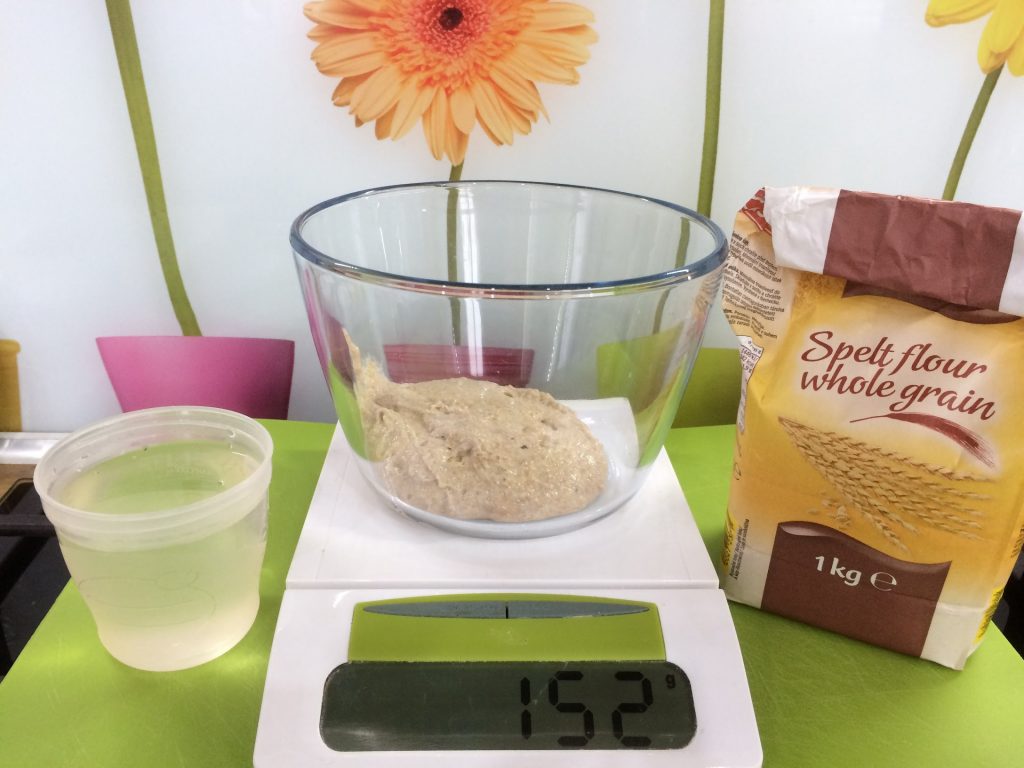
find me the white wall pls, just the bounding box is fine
[2,1,1022,431]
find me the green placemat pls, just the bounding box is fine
[1,422,1022,767]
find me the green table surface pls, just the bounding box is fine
[1,421,1022,766]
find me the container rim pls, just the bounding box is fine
[33,406,273,535]
[289,180,728,299]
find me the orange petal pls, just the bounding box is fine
[529,2,596,30]
[519,29,595,66]
[308,0,381,17]
[505,44,578,84]
[500,95,534,135]
[375,105,396,139]
[476,115,502,147]
[391,81,437,139]
[313,30,378,60]
[350,65,403,120]
[489,61,547,116]
[304,0,376,28]
[445,117,469,165]
[925,0,997,26]
[313,44,388,77]
[450,132,469,165]
[321,50,388,77]
[331,74,370,106]
[308,24,342,41]
[449,87,477,135]
[303,1,329,23]
[342,0,382,10]
[423,89,449,161]
[470,79,515,145]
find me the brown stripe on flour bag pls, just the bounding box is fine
[720,187,1024,669]
[825,190,1022,312]
[761,522,951,658]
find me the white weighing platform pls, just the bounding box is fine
[254,426,761,767]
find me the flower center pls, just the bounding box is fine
[384,0,530,89]
[438,7,463,30]
[409,0,489,59]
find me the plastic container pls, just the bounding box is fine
[33,407,273,671]
[292,181,726,538]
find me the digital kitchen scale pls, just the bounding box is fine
[253,426,761,766]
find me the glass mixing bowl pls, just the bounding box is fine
[291,181,726,538]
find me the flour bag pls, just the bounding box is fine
[721,187,1024,669]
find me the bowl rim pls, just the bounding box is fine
[290,180,727,299]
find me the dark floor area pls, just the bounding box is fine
[1,538,68,674]
[0,476,69,679]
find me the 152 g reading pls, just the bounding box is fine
[321,660,697,751]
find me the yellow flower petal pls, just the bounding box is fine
[926,0,997,26]
[977,41,1008,71]
[982,0,1024,52]
[1008,30,1024,73]
[350,65,403,120]
[449,87,477,135]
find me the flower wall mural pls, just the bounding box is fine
[4,1,1024,431]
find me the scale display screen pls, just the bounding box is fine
[320,660,696,751]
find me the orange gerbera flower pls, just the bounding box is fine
[304,0,597,165]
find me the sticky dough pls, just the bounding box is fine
[352,347,608,523]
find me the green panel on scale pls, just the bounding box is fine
[348,594,666,662]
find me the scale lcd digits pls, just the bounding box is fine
[321,595,696,752]
[254,428,761,767]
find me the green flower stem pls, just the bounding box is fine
[105,0,201,336]
[697,0,725,219]
[654,0,723,333]
[446,162,464,345]
[943,67,1002,201]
